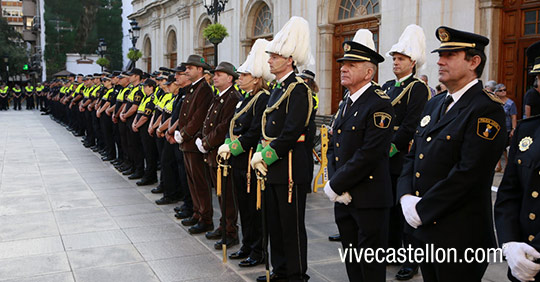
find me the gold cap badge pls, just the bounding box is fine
[344,43,351,52]
[438,28,450,42]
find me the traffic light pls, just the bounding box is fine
[23,64,29,71]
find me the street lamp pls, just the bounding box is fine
[203,0,228,68]
[97,38,107,71]
[129,20,140,49]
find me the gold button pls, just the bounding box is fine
[419,153,424,159]
[210,123,213,127]
[426,137,432,142]
[214,110,217,114]
[272,121,276,125]
[415,191,419,196]
[433,221,437,224]
[335,157,339,162]
[337,129,341,134]
[336,143,339,148]
[518,159,522,165]
[446,135,451,140]
[532,191,538,198]
[529,235,535,242]
[416,130,419,134]
[530,213,536,220]
[183,113,187,116]
[352,126,356,130]
[415,172,420,178]
[369,175,373,179]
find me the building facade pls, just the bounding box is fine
[129,0,540,115]
[1,0,23,33]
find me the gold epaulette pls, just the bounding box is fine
[483,89,504,105]
[375,88,390,99]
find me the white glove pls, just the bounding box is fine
[195,138,208,154]
[324,181,352,205]
[250,151,267,176]
[504,242,540,281]
[400,195,422,229]
[174,130,183,144]
[218,143,231,160]
[336,192,352,205]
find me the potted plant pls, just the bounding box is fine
[96,57,110,68]
[127,49,143,62]
[203,23,229,44]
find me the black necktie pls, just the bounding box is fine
[343,98,352,117]
[439,95,454,121]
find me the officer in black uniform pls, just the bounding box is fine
[495,40,540,282]
[397,26,507,281]
[381,24,430,280]
[250,16,313,282]
[12,84,22,110]
[325,28,394,282]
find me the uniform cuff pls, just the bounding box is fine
[261,145,279,166]
[224,138,232,145]
[229,139,244,156]
[256,143,263,152]
[389,143,399,157]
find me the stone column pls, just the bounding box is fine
[477,0,503,81]
[317,23,334,115]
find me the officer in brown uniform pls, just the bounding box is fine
[195,62,242,249]
[175,55,215,234]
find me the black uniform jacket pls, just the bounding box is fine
[327,83,395,209]
[495,115,540,251]
[230,89,270,170]
[382,76,430,174]
[397,81,507,249]
[263,73,312,185]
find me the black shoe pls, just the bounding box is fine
[239,257,263,267]
[151,186,163,194]
[128,172,143,180]
[174,210,192,219]
[101,156,114,161]
[83,143,93,148]
[229,250,250,260]
[256,272,287,282]
[181,216,198,226]
[214,237,239,250]
[205,228,222,240]
[395,265,419,280]
[155,197,179,205]
[136,178,157,186]
[122,168,135,175]
[188,222,214,234]
[328,234,341,242]
[173,205,185,213]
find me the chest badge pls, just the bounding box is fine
[519,136,533,152]
[420,115,430,127]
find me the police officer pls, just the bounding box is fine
[250,16,314,282]
[495,41,540,282]
[0,83,9,110]
[397,26,507,281]
[24,83,35,110]
[381,24,430,280]
[324,29,394,282]
[11,84,22,110]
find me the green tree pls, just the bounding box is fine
[0,16,30,79]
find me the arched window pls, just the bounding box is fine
[167,30,177,68]
[144,37,152,72]
[253,3,273,38]
[338,0,379,20]
[199,19,214,67]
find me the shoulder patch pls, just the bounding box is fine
[477,117,501,140]
[483,89,504,105]
[375,89,390,99]
[374,112,392,129]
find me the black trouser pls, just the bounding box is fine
[233,163,263,259]
[266,182,309,282]
[118,120,131,166]
[26,95,34,109]
[336,205,389,282]
[155,137,165,187]
[175,148,192,212]
[127,115,144,173]
[84,110,95,145]
[160,140,182,199]
[92,110,104,149]
[112,120,123,161]
[13,97,21,110]
[100,113,116,158]
[77,107,86,135]
[412,237,489,282]
[139,122,157,180]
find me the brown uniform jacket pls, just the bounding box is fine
[178,78,213,152]
[201,86,242,167]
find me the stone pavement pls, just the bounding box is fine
[0,110,508,282]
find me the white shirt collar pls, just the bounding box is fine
[398,73,413,83]
[192,76,204,85]
[277,71,295,83]
[446,79,478,111]
[218,85,232,97]
[349,82,372,104]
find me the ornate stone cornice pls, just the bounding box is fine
[479,0,503,9]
